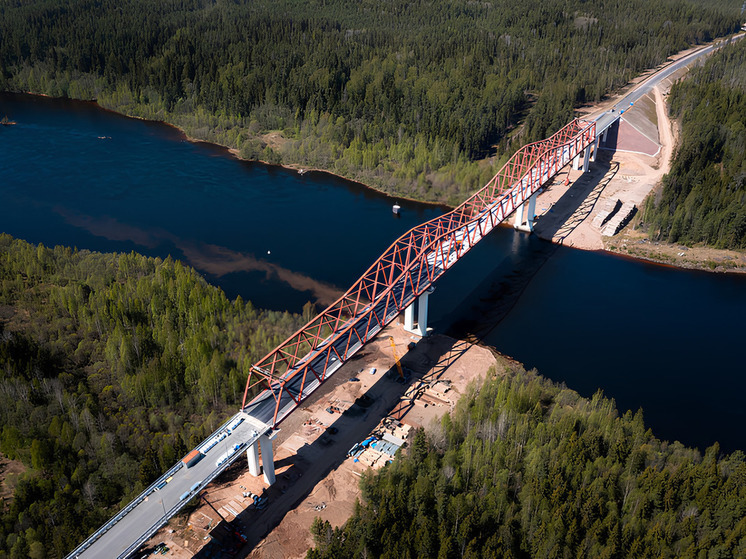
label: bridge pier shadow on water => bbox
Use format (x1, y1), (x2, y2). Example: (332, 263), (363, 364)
(190, 334), (472, 558)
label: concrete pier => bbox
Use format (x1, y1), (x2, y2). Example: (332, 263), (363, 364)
(573, 153), (582, 170)
(583, 144), (591, 172)
(259, 435), (275, 485)
(513, 192), (538, 232)
(247, 432), (276, 485)
(246, 443), (261, 477)
(404, 303), (415, 332)
(416, 290), (430, 337)
(590, 137), (599, 163)
(404, 288), (433, 337)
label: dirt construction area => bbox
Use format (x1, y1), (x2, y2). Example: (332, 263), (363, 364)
(532, 73), (682, 252)
(142, 324), (496, 558)
(530, 44), (746, 272)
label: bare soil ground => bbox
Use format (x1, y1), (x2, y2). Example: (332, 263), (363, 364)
(247, 332), (496, 559)
(533, 44), (746, 273)
(143, 324), (496, 559)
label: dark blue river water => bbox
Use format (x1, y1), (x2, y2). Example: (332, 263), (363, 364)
(2, 93), (745, 453)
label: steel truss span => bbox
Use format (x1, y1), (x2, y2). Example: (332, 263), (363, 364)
(242, 119), (596, 426)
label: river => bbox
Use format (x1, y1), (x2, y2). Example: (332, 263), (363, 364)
(2, 92), (745, 453)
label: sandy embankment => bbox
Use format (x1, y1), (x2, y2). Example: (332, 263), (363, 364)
(531, 83), (675, 251)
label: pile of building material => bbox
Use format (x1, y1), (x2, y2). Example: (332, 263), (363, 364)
(430, 380), (452, 398)
(353, 439), (402, 469)
(218, 501), (243, 520)
(302, 418), (323, 436)
(591, 198), (622, 230)
(415, 382), (453, 408)
(390, 422), (412, 443)
(602, 202), (637, 236)
(348, 418), (411, 470)
(377, 417), (412, 442)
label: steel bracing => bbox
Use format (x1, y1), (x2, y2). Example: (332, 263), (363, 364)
(242, 118), (596, 426)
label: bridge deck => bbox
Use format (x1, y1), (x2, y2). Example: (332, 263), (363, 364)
(70, 415), (270, 559)
(242, 118), (597, 427)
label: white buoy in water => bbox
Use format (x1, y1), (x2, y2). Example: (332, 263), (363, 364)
(392, 204), (401, 215)
(267, 250), (271, 255)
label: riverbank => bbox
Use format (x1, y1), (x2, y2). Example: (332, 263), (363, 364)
(224, 146), (448, 210)
(606, 228), (746, 272)
(10, 33), (743, 276)
(163, 94), (746, 275)
(155, 36), (746, 276)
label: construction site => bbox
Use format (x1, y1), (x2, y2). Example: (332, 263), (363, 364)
(138, 323), (497, 558)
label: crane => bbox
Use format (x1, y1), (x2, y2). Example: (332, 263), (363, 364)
(388, 336), (404, 379)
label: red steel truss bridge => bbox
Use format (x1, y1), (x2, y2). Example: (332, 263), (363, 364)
(69, 117), (604, 559)
(242, 118), (597, 427)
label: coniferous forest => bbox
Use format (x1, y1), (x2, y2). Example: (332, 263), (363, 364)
(642, 37), (746, 249)
(0, 235), (306, 557)
(308, 366), (746, 559)
(0, 0), (741, 203)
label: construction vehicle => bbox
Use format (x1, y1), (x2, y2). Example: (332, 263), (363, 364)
(388, 337), (404, 379)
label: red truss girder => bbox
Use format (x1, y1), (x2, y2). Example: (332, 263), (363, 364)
(242, 119), (596, 425)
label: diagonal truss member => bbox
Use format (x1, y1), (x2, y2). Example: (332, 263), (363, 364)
(242, 118), (596, 426)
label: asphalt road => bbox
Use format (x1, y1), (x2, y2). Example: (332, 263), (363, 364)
(594, 34), (745, 133)
(73, 417), (267, 559)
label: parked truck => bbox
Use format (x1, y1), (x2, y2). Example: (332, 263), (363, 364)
(182, 449), (203, 468)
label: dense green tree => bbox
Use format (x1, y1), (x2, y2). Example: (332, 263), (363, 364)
(0, 234), (306, 557)
(308, 365), (746, 558)
(642, 38), (746, 249)
(0, 0), (740, 204)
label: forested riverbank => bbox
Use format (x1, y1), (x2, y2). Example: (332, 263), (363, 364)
(308, 364), (746, 559)
(0, 0), (740, 204)
(0, 234), (307, 557)
(641, 37), (746, 250)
